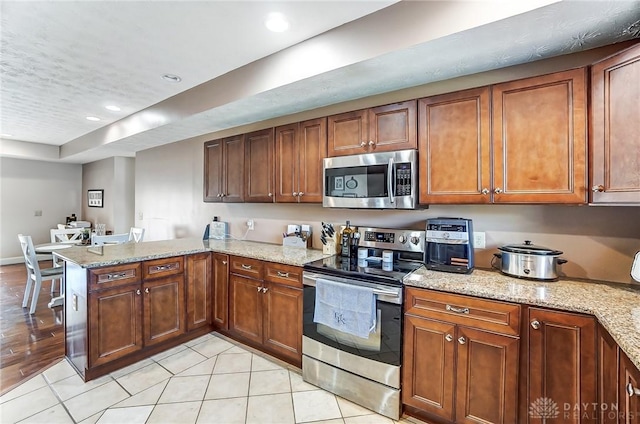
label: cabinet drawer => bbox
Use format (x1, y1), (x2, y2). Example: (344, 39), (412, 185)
(264, 262), (302, 288)
(405, 287), (520, 336)
(143, 256), (184, 280)
(89, 263), (141, 291)
(230, 256), (264, 279)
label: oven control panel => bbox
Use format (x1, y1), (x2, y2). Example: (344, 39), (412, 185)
(357, 227), (425, 254)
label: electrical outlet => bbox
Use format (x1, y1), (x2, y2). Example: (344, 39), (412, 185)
(34, 210), (42, 217)
(473, 232), (486, 249)
(138, 212), (143, 220)
(247, 219), (255, 230)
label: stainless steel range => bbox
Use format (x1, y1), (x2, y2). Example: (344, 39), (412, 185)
(302, 226), (425, 420)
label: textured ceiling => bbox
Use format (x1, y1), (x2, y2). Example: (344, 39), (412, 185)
(1, 0), (639, 164)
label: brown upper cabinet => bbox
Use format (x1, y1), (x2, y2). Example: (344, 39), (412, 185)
(328, 100), (417, 157)
(590, 42), (640, 204)
(420, 69), (588, 204)
(245, 128), (275, 203)
(275, 118), (327, 203)
(203, 135), (245, 202)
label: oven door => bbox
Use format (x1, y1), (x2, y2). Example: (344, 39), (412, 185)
(302, 272), (402, 366)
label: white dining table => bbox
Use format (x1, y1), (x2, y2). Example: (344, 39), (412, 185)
(34, 241), (80, 308)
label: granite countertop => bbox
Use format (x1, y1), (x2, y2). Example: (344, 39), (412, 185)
(404, 267), (640, 370)
(54, 237), (328, 268)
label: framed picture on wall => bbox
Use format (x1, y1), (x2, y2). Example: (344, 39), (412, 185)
(87, 189), (104, 208)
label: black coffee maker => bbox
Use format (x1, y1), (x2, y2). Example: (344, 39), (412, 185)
(424, 217), (474, 274)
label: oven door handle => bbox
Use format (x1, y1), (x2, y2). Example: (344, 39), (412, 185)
(303, 275), (400, 298)
(388, 157), (395, 204)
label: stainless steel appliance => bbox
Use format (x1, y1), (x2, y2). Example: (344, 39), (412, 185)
(302, 226), (425, 420)
(493, 240), (567, 281)
(424, 217), (475, 274)
(323, 149), (418, 209)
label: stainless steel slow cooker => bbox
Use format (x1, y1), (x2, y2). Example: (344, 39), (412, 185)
(493, 240), (567, 281)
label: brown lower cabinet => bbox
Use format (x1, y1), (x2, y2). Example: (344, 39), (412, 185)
(403, 288), (520, 424)
(620, 351), (640, 424)
(521, 307), (597, 424)
(67, 255), (210, 381)
(186, 252), (212, 331)
(228, 256), (303, 366)
(212, 253), (229, 330)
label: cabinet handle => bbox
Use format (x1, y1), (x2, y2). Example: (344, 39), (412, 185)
(531, 319), (541, 330)
(268, 192), (273, 197)
(216, 193), (222, 198)
(276, 271), (289, 278)
(458, 336), (466, 345)
(368, 140), (375, 146)
(154, 265), (173, 271)
(445, 334), (453, 342)
(145, 287), (150, 294)
(298, 192), (303, 197)
(494, 187), (503, 194)
(292, 192), (298, 197)
(592, 185), (605, 193)
(136, 289), (141, 295)
(481, 188), (490, 195)
(257, 286), (262, 292)
(222, 261), (227, 265)
(446, 304), (469, 314)
(220, 193), (226, 197)
(360, 141), (367, 147)
(262, 287), (269, 293)
(241, 264), (252, 270)
(627, 383), (640, 397)
(107, 272), (127, 280)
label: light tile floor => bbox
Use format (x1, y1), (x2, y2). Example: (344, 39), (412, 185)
(0, 332), (420, 424)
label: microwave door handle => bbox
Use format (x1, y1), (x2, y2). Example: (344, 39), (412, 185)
(388, 158), (395, 204)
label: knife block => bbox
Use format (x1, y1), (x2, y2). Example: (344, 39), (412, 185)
(323, 233), (339, 255)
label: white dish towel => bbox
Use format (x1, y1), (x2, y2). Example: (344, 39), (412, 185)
(313, 278), (376, 339)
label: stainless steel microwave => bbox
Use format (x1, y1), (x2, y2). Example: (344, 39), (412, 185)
(323, 149), (418, 209)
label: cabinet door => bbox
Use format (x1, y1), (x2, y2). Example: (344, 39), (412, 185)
(203, 139), (223, 202)
(245, 128), (275, 202)
(297, 118), (327, 203)
(223, 135), (245, 202)
(275, 123), (299, 203)
(418, 87), (491, 204)
(262, 283), (302, 365)
(327, 109), (368, 156)
(186, 253), (212, 331)
(369, 100), (417, 153)
(212, 253), (229, 330)
(492, 69), (587, 204)
(598, 324), (619, 424)
(455, 326), (519, 424)
(590, 43), (640, 204)
(402, 315), (456, 422)
(143, 276), (186, 346)
(88, 284), (143, 368)
(526, 308), (597, 423)
(620, 351), (640, 424)
(228, 274), (263, 345)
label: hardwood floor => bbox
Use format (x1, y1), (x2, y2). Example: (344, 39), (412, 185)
(0, 261), (64, 395)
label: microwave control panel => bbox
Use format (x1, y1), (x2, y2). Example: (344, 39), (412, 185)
(394, 163), (412, 196)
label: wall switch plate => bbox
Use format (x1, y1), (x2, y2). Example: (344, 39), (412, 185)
(474, 232), (486, 249)
(34, 210), (42, 217)
(247, 219), (255, 230)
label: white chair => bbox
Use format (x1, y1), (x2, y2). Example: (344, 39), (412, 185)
(57, 224), (67, 230)
(50, 228), (84, 244)
(128, 227), (145, 243)
(91, 233), (129, 246)
(18, 234), (64, 314)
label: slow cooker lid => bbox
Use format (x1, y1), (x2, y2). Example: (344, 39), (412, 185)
(498, 240), (563, 256)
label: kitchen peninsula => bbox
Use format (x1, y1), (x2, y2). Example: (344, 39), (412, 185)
(55, 238), (640, 423)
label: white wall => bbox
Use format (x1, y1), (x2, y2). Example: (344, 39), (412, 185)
(82, 157), (135, 234)
(0, 157), (82, 262)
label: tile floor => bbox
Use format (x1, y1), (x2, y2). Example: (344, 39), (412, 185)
(0, 332), (419, 424)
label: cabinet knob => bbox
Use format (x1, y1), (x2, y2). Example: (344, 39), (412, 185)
(360, 141), (367, 148)
(268, 192), (273, 197)
(368, 140), (375, 146)
(494, 187), (503, 194)
(445, 334), (453, 342)
(627, 383), (640, 397)
(262, 287), (269, 293)
(292, 192), (298, 197)
(298, 192), (304, 197)
(481, 188), (490, 195)
(136, 289), (141, 295)
(257, 286), (262, 292)
(530, 319), (541, 330)
(145, 287), (150, 294)
(222, 261), (227, 265)
(592, 185), (605, 193)
(458, 336), (466, 345)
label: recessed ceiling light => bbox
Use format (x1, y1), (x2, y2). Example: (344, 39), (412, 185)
(1, 133), (12, 137)
(265, 12), (289, 32)
(162, 74), (182, 83)
(105, 105), (121, 111)
(86, 116), (101, 121)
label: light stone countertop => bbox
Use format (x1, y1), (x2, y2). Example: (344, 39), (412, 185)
(404, 267), (640, 370)
(54, 237), (328, 269)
